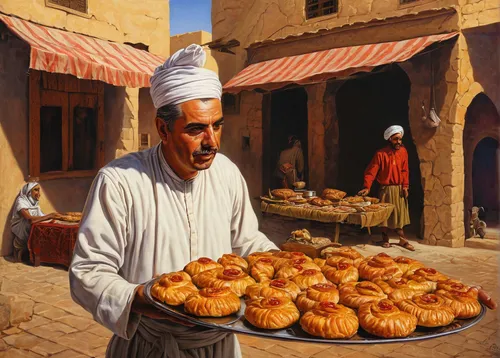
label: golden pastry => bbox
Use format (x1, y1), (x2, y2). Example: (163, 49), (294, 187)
(184, 287), (240, 317)
(273, 251), (313, 270)
(358, 253), (403, 281)
(250, 257), (275, 282)
(393, 256), (425, 275)
(435, 289), (482, 319)
(271, 189), (296, 200)
(244, 296), (300, 330)
(321, 246), (364, 268)
(300, 302), (358, 339)
(339, 281), (387, 309)
(310, 198), (334, 207)
(193, 267), (256, 297)
(151, 271), (198, 306)
(396, 293), (455, 327)
(217, 253), (249, 272)
(245, 278), (301, 301)
(436, 279), (478, 298)
(295, 283), (339, 312)
(321, 188), (347, 201)
(313, 258), (327, 269)
(322, 261), (359, 285)
(246, 251), (275, 267)
(184, 257), (223, 277)
(373, 277), (432, 302)
(406, 268), (449, 291)
(290, 269), (329, 290)
(275, 260), (321, 279)
(358, 299), (417, 338)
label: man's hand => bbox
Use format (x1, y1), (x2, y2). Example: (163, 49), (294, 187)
(358, 188), (369, 196)
(402, 188), (409, 199)
(131, 285), (195, 326)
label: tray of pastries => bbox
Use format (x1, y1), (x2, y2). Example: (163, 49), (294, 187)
(144, 250), (493, 344)
(54, 212), (82, 222)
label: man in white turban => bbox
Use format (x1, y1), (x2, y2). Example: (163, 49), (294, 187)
(70, 44), (278, 358)
(358, 125), (415, 251)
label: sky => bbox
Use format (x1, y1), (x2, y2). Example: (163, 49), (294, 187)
(169, 0), (212, 36)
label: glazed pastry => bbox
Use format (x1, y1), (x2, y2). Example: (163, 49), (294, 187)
(271, 189), (296, 200)
(244, 296), (300, 329)
(396, 293), (455, 327)
(300, 302), (358, 339)
(184, 257), (223, 277)
(151, 271), (198, 306)
(218, 253), (249, 272)
(393, 256), (425, 275)
(339, 281), (387, 309)
(406, 268), (449, 291)
(273, 251), (313, 270)
(435, 289), (482, 319)
(275, 260), (321, 279)
(193, 267), (256, 297)
(321, 188), (347, 201)
(295, 283), (339, 312)
(321, 246), (364, 268)
(246, 251), (275, 267)
(358, 253), (403, 281)
(373, 277), (432, 302)
(358, 299), (417, 338)
(245, 278), (301, 301)
(290, 269), (329, 290)
(184, 287), (241, 317)
(310, 198), (334, 207)
(322, 261), (359, 285)
(313, 258), (327, 269)
(250, 257), (276, 282)
(436, 279), (478, 298)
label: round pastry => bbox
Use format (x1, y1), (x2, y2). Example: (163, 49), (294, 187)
(322, 261), (359, 285)
(310, 198), (334, 207)
(300, 302), (358, 339)
(244, 296), (300, 330)
(321, 188), (347, 201)
(435, 289), (482, 319)
(217, 254), (249, 272)
(184, 257), (223, 277)
(396, 293), (456, 327)
(313, 258), (327, 269)
(358, 299), (417, 338)
(290, 269), (329, 290)
(321, 246), (364, 268)
(373, 277), (433, 302)
(275, 260), (321, 279)
(245, 278), (301, 301)
(184, 287), (241, 317)
(246, 251), (275, 267)
(273, 251), (313, 270)
(339, 281), (387, 309)
(406, 268), (449, 291)
(151, 271), (199, 306)
(193, 267), (256, 297)
(271, 189), (296, 200)
(393, 256), (425, 276)
(295, 283), (339, 312)
(358, 253), (403, 281)
(250, 257), (276, 282)
(436, 279), (478, 298)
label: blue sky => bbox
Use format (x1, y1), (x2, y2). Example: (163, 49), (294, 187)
(170, 0), (212, 36)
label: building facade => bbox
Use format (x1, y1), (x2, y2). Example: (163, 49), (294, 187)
(212, 0), (500, 247)
(0, 0), (170, 255)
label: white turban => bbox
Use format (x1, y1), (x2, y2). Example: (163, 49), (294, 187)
(150, 44), (222, 109)
(384, 125), (404, 141)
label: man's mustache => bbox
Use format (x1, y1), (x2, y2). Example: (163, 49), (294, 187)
(193, 147), (218, 156)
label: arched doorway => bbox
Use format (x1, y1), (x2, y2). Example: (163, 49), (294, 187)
(335, 65), (424, 237)
(463, 93), (500, 237)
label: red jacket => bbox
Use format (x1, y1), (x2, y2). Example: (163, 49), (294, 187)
(363, 146), (409, 190)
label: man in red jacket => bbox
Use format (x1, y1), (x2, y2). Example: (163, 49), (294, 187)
(358, 125), (415, 251)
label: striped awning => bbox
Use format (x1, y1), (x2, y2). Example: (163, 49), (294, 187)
(223, 33), (458, 93)
(0, 14), (165, 88)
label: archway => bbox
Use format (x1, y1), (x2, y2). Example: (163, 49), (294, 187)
(335, 65), (424, 236)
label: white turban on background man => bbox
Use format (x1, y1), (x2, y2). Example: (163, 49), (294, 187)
(150, 44), (222, 109)
(383, 125), (404, 141)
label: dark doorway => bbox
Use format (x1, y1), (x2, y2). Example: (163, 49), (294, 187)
(335, 65), (424, 237)
(472, 137), (500, 224)
(267, 87), (308, 189)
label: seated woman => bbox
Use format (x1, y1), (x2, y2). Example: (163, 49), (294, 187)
(11, 182), (57, 262)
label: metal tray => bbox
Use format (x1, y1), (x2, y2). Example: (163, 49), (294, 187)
(144, 279), (486, 344)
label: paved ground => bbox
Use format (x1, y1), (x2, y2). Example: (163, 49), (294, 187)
(0, 217), (498, 358)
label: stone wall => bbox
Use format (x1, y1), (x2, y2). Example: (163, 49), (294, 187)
(459, 0), (500, 29)
(138, 88), (161, 150)
(0, 0), (170, 56)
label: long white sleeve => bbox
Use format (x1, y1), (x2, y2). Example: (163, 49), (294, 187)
(230, 167), (278, 256)
(69, 172), (140, 340)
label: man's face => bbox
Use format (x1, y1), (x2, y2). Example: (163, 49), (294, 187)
(160, 99), (223, 178)
(31, 185), (41, 201)
(389, 133), (403, 150)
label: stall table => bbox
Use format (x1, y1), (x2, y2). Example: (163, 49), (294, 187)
(261, 201), (394, 243)
(28, 220), (79, 268)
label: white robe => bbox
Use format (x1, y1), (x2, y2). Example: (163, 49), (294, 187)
(69, 144), (278, 357)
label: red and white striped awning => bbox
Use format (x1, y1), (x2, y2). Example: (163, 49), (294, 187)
(223, 33), (458, 93)
(0, 14), (165, 88)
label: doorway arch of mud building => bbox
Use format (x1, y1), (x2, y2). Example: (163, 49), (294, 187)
(335, 65), (424, 238)
(463, 93), (500, 237)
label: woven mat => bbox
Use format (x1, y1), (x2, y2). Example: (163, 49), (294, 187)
(261, 202), (394, 228)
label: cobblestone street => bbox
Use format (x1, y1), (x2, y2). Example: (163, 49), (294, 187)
(0, 219), (498, 358)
